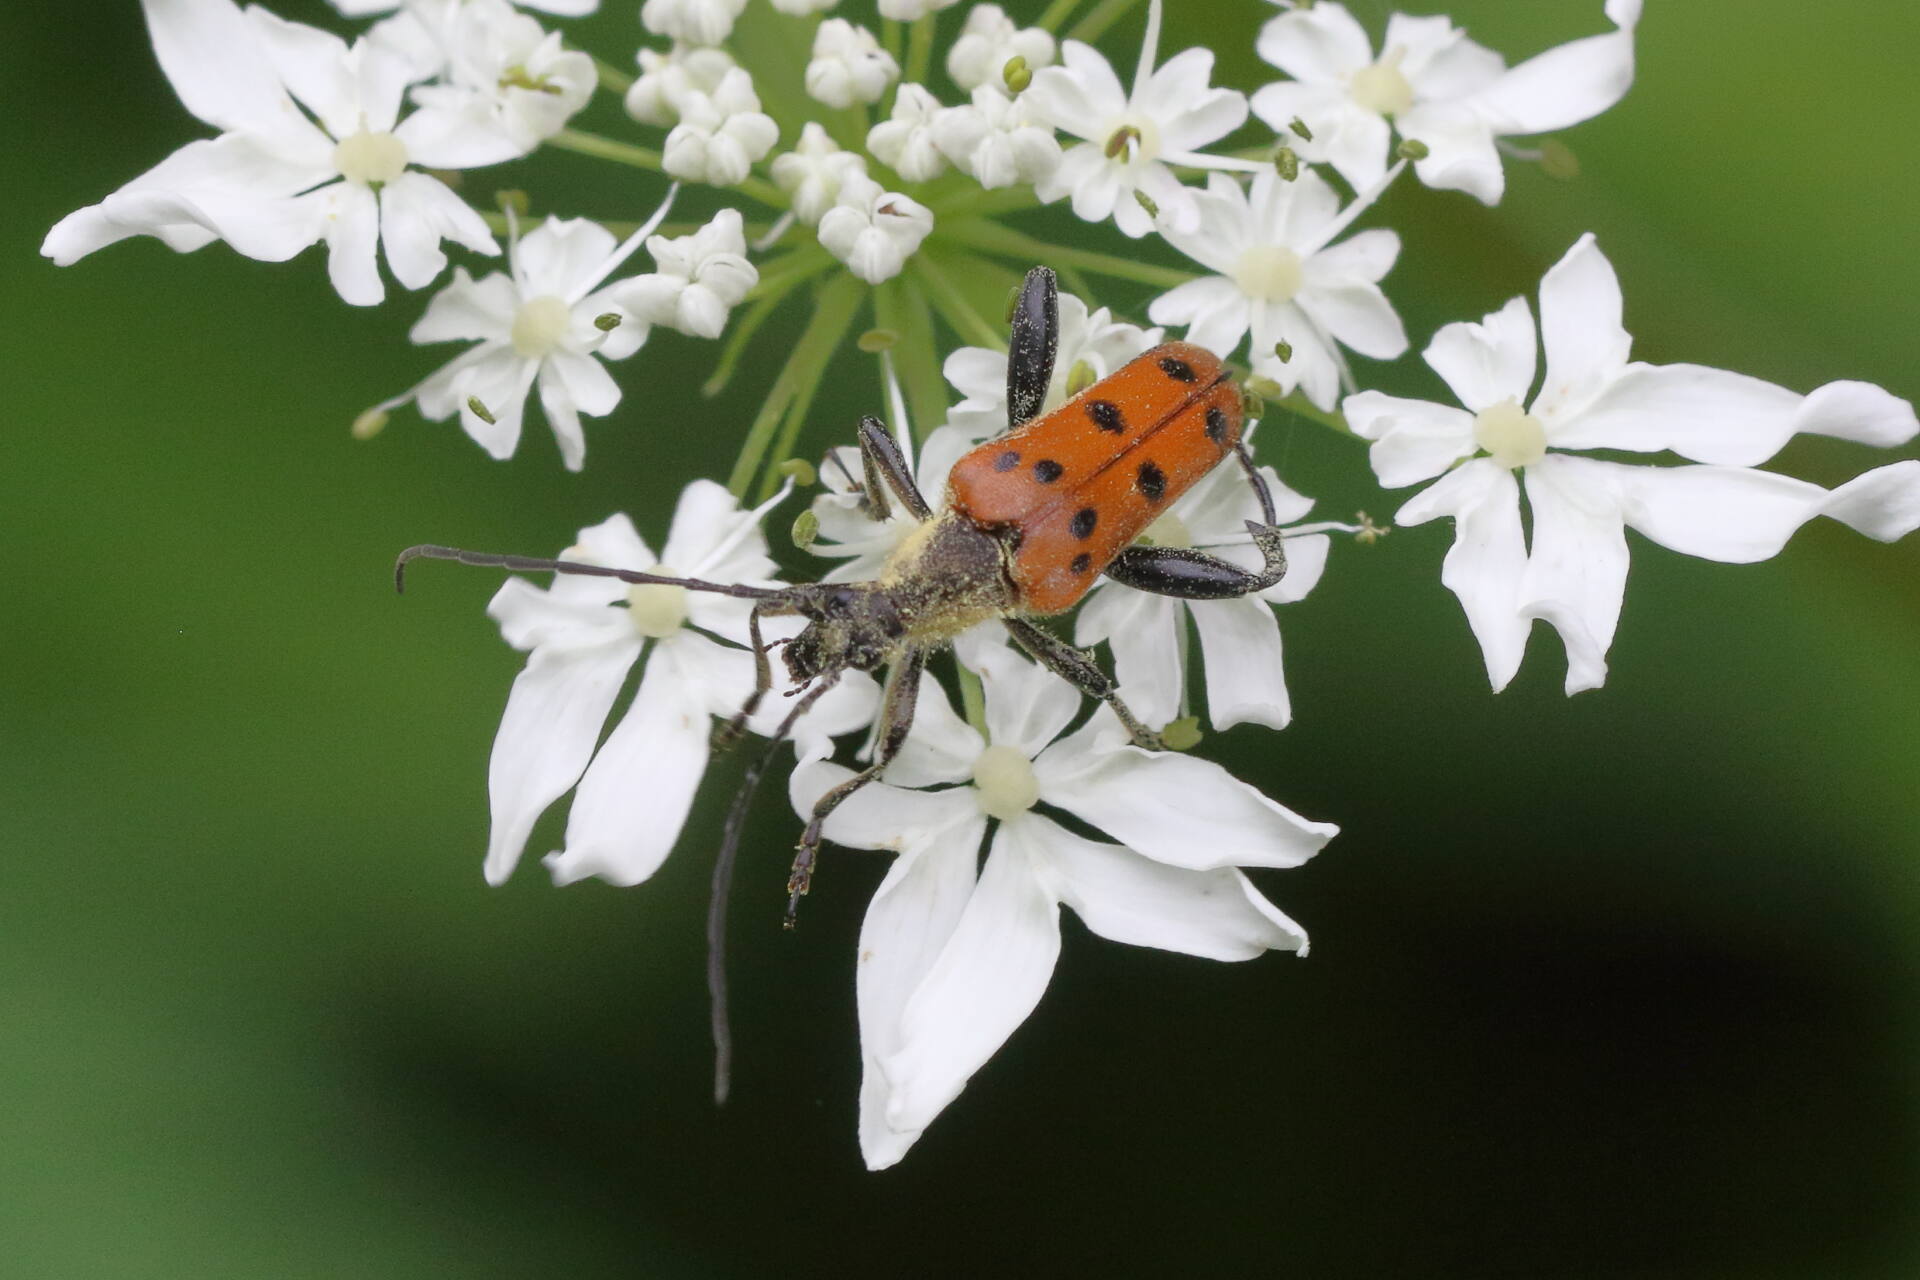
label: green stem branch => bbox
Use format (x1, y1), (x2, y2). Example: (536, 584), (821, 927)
(936, 219), (1194, 289)
(1066, 0), (1144, 45)
(729, 273), (865, 499)
(911, 253), (1007, 351)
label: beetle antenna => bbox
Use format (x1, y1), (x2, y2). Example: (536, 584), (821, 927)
(394, 544), (787, 600)
(1231, 442), (1280, 527)
(707, 672), (841, 1107)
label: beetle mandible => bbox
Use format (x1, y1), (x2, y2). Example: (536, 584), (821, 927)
(399, 265), (1292, 922)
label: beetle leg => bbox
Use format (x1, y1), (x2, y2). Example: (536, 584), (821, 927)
(1004, 266), (1059, 431)
(856, 414), (932, 523)
(787, 644), (925, 927)
(1002, 616), (1164, 751)
(712, 601), (776, 751)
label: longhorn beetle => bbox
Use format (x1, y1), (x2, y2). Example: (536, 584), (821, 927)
(397, 267), (1291, 1094)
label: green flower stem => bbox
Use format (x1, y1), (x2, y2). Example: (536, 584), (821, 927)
(935, 219), (1195, 289)
(937, 185), (1046, 221)
(594, 57), (634, 95)
(882, 18), (905, 66)
(904, 13), (937, 88)
(731, 273), (865, 499)
(1273, 391), (1354, 436)
(873, 278), (947, 445)
(1066, 0), (1144, 45)
(702, 249), (832, 398)
(549, 129), (789, 210)
(957, 664), (989, 738)
(1036, 0), (1083, 34)
(478, 212), (775, 240)
(910, 253), (1007, 352)
(1057, 263), (1097, 304)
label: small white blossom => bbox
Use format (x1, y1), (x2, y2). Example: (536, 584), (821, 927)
(641, 0), (746, 47)
(1150, 169), (1407, 412)
(1023, 0), (1251, 238)
(931, 84), (1062, 189)
(817, 175), (933, 284)
(402, 0), (595, 159)
(1077, 450), (1330, 732)
(611, 209), (757, 339)
(334, 0), (599, 14)
(877, 0), (959, 19)
(772, 123), (869, 225)
(44, 0), (499, 307)
(1345, 235), (1920, 694)
(381, 206), (673, 469)
(625, 43), (735, 126)
(662, 67), (779, 186)
(770, 0), (838, 13)
(486, 487), (875, 889)
(805, 19), (899, 110)
(867, 84), (949, 182)
(942, 290), (1162, 439)
(792, 645), (1333, 1169)
(1252, 0), (1641, 205)
(946, 3), (1055, 92)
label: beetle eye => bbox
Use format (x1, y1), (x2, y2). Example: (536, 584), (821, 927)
(824, 586), (859, 615)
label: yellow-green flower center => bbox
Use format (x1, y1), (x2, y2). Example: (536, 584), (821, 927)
(972, 744), (1039, 820)
(511, 296), (573, 359)
(1231, 245), (1304, 303)
(1473, 398), (1548, 469)
(627, 566), (689, 638)
(332, 129), (408, 186)
(1349, 48), (1413, 117)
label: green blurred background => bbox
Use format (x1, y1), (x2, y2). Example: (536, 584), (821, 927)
(6, 1), (1919, 1275)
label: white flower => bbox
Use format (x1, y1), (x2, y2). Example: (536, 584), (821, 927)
(942, 290), (1161, 439)
(611, 209), (757, 339)
(931, 84), (1062, 190)
(1024, 0), (1250, 238)
(486, 485), (875, 889)
(791, 645), (1333, 1169)
(661, 67), (779, 186)
(1345, 235), (1920, 694)
(401, 0), (595, 159)
(43, 0), (499, 307)
(333, 0), (599, 14)
(770, 0), (838, 13)
(771, 123), (869, 225)
(1252, 0), (1641, 205)
(946, 3), (1055, 92)
(625, 43), (735, 127)
(816, 175), (933, 284)
(877, 0), (959, 20)
(1076, 453), (1330, 732)
(1149, 168), (1407, 412)
(867, 84), (949, 182)
(805, 19), (898, 110)
(384, 213), (663, 469)
(641, 0), (746, 47)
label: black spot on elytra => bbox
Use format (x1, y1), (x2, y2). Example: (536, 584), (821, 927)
(1159, 355), (1198, 383)
(1136, 460), (1166, 502)
(1205, 406), (1229, 443)
(1070, 508), (1098, 540)
(992, 449), (1021, 472)
(1070, 552), (1093, 574)
(1087, 400), (1124, 433)
(1033, 458), (1064, 483)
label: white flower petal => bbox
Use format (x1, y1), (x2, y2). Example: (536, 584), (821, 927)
(1422, 295), (1537, 414)
(245, 8), (362, 140)
(410, 267), (517, 344)
(322, 180), (385, 305)
(975, 643), (1084, 760)
(883, 672), (986, 791)
(145, 0), (302, 138)
(1396, 459), (1530, 692)
(1191, 596), (1291, 731)
(1049, 826), (1308, 959)
(882, 816), (1062, 1140)
(1035, 727), (1336, 870)
(1399, 101), (1504, 204)
(1072, 584), (1184, 731)
(483, 635), (642, 885)
(544, 641), (710, 886)
(1343, 391), (1478, 489)
(1534, 233), (1631, 426)
(1517, 454), (1628, 695)
(1613, 458), (1920, 563)
(1255, 1), (1373, 85)
(1470, 0), (1640, 137)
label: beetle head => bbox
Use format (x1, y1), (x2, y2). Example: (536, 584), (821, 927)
(781, 583), (905, 682)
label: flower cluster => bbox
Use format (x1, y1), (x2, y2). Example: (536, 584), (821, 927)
(46, 0), (1920, 1171)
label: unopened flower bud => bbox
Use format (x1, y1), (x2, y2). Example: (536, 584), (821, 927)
(778, 457), (818, 487)
(1002, 55), (1031, 94)
(1273, 340), (1293, 364)
(1397, 138), (1430, 161)
(351, 407), (389, 440)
